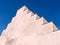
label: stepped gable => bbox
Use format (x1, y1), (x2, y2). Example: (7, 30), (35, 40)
(1, 5), (58, 36)
(0, 5), (59, 45)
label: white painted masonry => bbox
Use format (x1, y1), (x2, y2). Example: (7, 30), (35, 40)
(0, 6), (60, 45)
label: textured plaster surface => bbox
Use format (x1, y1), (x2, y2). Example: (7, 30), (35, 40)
(0, 6), (60, 45)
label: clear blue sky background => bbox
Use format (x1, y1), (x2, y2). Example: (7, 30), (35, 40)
(0, 0), (60, 35)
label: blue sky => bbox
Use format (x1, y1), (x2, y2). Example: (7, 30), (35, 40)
(0, 0), (60, 35)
